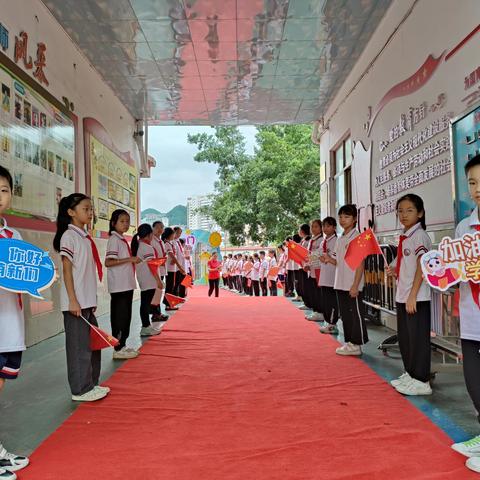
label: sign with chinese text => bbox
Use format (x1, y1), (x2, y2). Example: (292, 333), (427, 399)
(421, 233), (480, 291)
(14, 31), (49, 87)
(0, 238), (56, 298)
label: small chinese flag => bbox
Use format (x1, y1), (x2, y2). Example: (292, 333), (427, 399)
(165, 293), (185, 308)
(287, 241), (309, 265)
(90, 324), (120, 351)
(181, 274), (193, 289)
(277, 280), (284, 289)
(147, 257), (167, 276)
(344, 229), (382, 271)
(268, 266), (280, 277)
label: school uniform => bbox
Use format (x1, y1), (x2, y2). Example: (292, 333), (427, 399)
(237, 259), (244, 293)
(136, 240), (157, 327)
(60, 224), (101, 396)
(221, 260), (229, 287)
(267, 256), (278, 296)
(151, 235), (167, 312)
(307, 235), (323, 313)
(251, 260), (261, 296)
(320, 234), (339, 325)
(0, 220), (25, 380)
(285, 252), (296, 296)
(175, 240), (186, 298)
(334, 228), (368, 346)
(226, 258), (234, 289)
(392, 223), (432, 383)
(105, 231), (136, 351)
(259, 257), (269, 296)
(456, 207), (480, 421)
(299, 238), (314, 308)
(244, 261), (253, 295)
(164, 240), (178, 307)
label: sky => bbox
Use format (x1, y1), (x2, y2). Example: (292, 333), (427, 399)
(140, 126), (257, 213)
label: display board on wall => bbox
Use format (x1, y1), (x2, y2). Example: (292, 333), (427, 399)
(451, 102), (480, 222)
(0, 63), (75, 221)
(86, 119), (138, 237)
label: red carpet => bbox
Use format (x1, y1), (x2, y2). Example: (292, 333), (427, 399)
(22, 287), (475, 479)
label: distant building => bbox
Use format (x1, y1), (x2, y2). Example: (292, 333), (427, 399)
(187, 195), (219, 231)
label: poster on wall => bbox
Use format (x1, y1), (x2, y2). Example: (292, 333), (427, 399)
(89, 132), (138, 236)
(0, 63), (75, 221)
(451, 102), (480, 222)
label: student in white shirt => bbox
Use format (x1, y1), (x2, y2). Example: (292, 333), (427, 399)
(173, 227), (186, 298)
(105, 209), (141, 360)
(387, 194), (432, 396)
(277, 245), (287, 290)
(245, 255), (254, 296)
(267, 249), (278, 296)
(333, 204), (368, 356)
(162, 227), (185, 311)
(298, 224), (312, 311)
(53, 193), (109, 403)
(318, 217), (339, 334)
(259, 251), (269, 296)
(226, 254), (234, 289)
(237, 254), (245, 294)
(284, 237), (296, 298)
(450, 155), (480, 473)
(0, 167), (30, 478)
(291, 234), (303, 301)
(131, 224), (163, 337)
(305, 219), (324, 321)
(251, 253), (261, 296)
(152, 221), (169, 322)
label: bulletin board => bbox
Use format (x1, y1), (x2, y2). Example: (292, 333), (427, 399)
(0, 62), (75, 221)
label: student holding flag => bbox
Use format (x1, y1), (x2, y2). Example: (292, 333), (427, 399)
(152, 221), (169, 322)
(162, 227), (186, 311)
(259, 251), (269, 296)
(305, 219), (324, 322)
(298, 224), (312, 311)
(251, 253), (261, 296)
(131, 224), (163, 337)
(105, 209), (141, 360)
(267, 249), (278, 296)
(53, 193), (109, 402)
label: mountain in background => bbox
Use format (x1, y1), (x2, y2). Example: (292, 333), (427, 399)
(141, 205), (187, 226)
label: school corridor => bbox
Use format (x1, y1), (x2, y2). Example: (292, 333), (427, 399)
(0, 286), (476, 479)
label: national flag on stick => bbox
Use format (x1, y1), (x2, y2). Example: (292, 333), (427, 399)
(287, 240), (309, 265)
(344, 229), (383, 271)
(165, 293), (185, 308)
(147, 257), (167, 276)
(277, 280), (284, 289)
(181, 274), (193, 289)
(80, 315), (120, 351)
(268, 266), (279, 278)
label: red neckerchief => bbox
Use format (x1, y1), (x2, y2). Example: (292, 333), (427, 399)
(141, 239), (157, 258)
(471, 225), (480, 308)
(155, 236), (166, 257)
(86, 234), (104, 282)
(176, 239), (184, 254)
(115, 232), (135, 275)
(396, 224), (421, 280)
(0, 228), (23, 309)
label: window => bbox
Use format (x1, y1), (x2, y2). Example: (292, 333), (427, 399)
(332, 137), (353, 211)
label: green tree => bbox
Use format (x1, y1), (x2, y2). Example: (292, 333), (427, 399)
(187, 125), (320, 245)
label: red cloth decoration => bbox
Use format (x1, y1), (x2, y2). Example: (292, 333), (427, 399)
(344, 229), (382, 271)
(165, 293), (185, 308)
(86, 235), (103, 282)
(287, 240), (309, 265)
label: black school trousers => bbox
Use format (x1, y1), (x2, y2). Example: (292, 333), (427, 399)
(208, 278), (219, 297)
(336, 290), (369, 345)
(163, 271), (176, 307)
(396, 301), (431, 383)
(285, 269), (295, 296)
(110, 290), (134, 350)
(295, 269), (303, 298)
(302, 272), (315, 309)
(260, 278), (268, 296)
(252, 280), (260, 296)
(462, 339), (480, 424)
(269, 279), (278, 296)
(321, 286), (339, 325)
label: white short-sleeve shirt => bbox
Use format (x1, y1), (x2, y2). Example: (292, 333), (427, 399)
(105, 231), (137, 293)
(165, 240), (178, 273)
(152, 236), (167, 277)
(456, 207), (480, 342)
(308, 234), (323, 279)
(135, 241), (157, 291)
(267, 256), (278, 280)
(395, 223), (431, 303)
(60, 224), (98, 311)
(334, 228), (365, 292)
(175, 239), (185, 270)
(320, 234), (337, 288)
(251, 261), (260, 281)
(259, 258), (268, 279)
(0, 219), (25, 352)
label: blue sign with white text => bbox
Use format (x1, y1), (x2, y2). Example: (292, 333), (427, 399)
(0, 238), (56, 298)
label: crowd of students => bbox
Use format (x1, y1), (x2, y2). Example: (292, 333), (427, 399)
(1, 154), (480, 477)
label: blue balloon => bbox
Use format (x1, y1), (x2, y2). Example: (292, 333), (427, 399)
(0, 238), (56, 299)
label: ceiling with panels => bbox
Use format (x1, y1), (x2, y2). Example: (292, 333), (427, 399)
(42, 0), (392, 125)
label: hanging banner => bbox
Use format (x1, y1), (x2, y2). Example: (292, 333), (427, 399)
(0, 238), (56, 298)
(421, 233), (480, 291)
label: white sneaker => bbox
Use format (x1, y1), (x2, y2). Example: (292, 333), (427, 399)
(299, 305), (310, 310)
(113, 347), (139, 360)
(140, 326), (160, 337)
(336, 343), (362, 356)
(0, 469), (16, 480)
(305, 312), (324, 321)
(94, 385), (110, 394)
(0, 445), (29, 473)
(390, 372), (411, 388)
(452, 435), (480, 458)
(72, 388), (108, 402)
(466, 456), (480, 473)
(395, 378), (432, 396)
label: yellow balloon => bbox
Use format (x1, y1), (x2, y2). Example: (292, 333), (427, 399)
(185, 229), (191, 235)
(209, 231), (222, 248)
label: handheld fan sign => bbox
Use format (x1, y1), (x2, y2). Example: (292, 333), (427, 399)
(0, 238), (56, 298)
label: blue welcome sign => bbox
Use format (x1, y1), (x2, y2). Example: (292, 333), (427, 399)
(0, 238), (56, 298)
